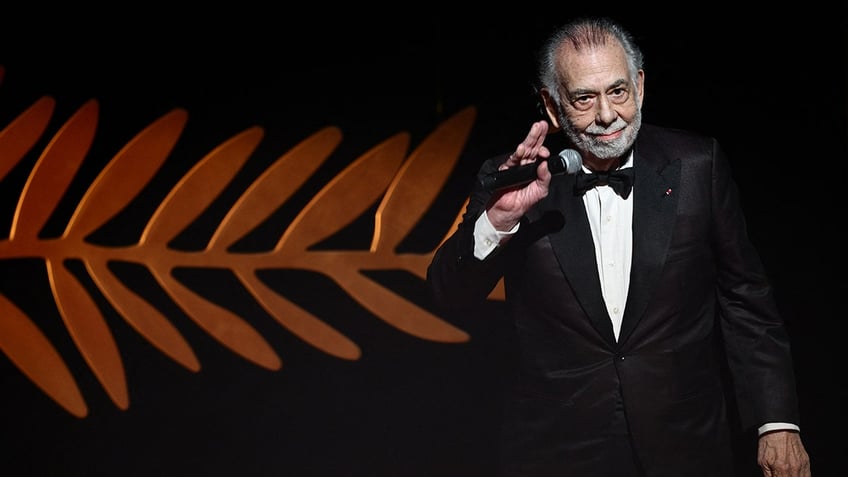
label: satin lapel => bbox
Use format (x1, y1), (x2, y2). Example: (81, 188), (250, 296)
(544, 174), (617, 344)
(617, 153), (681, 346)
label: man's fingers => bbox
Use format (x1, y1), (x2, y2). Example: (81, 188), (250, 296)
(512, 121), (551, 164)
(524, 121), (548, 150)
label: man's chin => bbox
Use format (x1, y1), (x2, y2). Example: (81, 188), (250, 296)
(585, 142), (627, 160)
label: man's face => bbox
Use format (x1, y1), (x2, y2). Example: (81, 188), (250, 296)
(553, 41), (644, 163)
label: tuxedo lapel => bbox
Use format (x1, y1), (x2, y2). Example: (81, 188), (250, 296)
(543, 173), (617, 344)
(617, 150), (681, 345)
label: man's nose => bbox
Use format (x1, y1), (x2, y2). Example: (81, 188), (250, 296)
(594, 95), (617, 125)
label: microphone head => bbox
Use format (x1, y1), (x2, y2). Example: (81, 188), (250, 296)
(551, 148), (583, 175)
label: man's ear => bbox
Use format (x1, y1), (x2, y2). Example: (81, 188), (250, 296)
(636, 70), (645, 109)
(539, 89), (561, 132)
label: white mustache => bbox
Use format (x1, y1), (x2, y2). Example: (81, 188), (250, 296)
(585, 117), (628, 135)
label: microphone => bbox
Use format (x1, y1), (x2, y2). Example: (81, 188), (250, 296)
(479, 149), (583, 191)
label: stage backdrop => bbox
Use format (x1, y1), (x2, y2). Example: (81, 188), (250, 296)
(1, 7), (845, 476)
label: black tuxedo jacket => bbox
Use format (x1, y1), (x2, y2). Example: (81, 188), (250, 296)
(427, 124), (800, 476)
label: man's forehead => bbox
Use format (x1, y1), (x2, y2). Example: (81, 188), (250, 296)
(557, 43), (630, 87)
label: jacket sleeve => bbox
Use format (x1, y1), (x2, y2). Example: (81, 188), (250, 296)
(426, 154), (513, 312)
(709, 138), (801, 431)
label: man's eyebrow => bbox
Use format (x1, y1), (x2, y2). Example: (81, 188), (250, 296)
(608, 78), (629, 89)
(567, 78), (629, 97)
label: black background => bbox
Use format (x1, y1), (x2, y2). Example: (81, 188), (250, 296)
(1, 6), (845, 476)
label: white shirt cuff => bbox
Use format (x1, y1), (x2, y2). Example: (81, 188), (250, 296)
(473, 211), (519, 260)
(758, 422), (800, 435)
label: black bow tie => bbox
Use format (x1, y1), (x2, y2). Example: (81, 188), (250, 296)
(574, 168), (634, 199)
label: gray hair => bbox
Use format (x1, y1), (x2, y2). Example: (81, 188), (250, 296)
(538, 17), (644, 109)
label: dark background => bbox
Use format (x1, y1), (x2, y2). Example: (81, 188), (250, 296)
(1, 6), (845, 476)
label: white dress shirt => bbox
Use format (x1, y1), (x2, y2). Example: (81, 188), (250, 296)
(580, 155), (633, 342)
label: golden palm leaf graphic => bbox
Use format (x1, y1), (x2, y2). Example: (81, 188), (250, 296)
(0, 68), (503, 418)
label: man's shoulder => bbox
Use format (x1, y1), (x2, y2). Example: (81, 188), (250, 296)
(637, 123), (718, 153)
(640, 122), (713, 141)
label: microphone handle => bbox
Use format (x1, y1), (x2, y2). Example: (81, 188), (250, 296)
(479, 162), (539, 191)
(479, 149), (583, 191)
